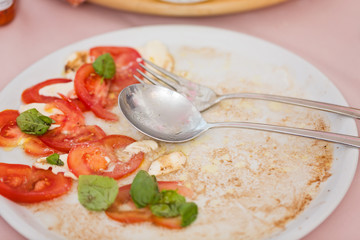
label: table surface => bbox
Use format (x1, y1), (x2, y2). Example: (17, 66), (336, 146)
(1, 0), (359, 239)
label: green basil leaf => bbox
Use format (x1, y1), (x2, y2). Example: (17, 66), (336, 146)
(130, 170), (160, 208)
(39, 115), (55, 124)
(92, 53), (116, 79)
(150, 203), (180, 218)
(78, 175), (119, 211)
(150, 190), (190, 219)
(178, 202), (198, 227)
(158, 190), (186, 205)
(46, 153), (64, 166)
(16, 108), (53, 135)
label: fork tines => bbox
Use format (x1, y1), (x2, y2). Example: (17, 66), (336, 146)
(134, 59), (180, 90)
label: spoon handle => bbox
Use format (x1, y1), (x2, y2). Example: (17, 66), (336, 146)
(208, 122), (360, 148)
(217, 93), (360, 119)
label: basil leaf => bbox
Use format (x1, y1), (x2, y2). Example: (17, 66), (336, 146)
(130, 170), (160, 208)
(39, 115), (55, 125)
(78, 175), (119, 211)
(178, 202), (198, 227)
(158, 190), (186, 205)
(16, 108), (53, 135)
(150, 190), (187, 218)
(46, 153), (64, 166)
(92, 53), (116, 79)
(150, 203), (180, 218)
(129, 171), (198, 227)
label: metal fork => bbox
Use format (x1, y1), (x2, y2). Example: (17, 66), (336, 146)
(134, 58), (360, 119)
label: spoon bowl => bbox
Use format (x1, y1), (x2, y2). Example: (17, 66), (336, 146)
(119, 84), (208, 142)
(119, 84), (360, 148)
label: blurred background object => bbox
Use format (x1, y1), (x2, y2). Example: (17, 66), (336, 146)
(159, 0), (209, 3)
(66, 0), (85, 6)
(0, 0), (15, 25)
(86, 0), (289, 17)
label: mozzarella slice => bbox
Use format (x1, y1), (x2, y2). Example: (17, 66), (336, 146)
(105, 141), (158, 173)
(63, 51), (91, 79)
(114, 140), (159, 165)
(124, 140), (158, 155)
(137, 40), (174, 72)
(148, 151), (187, 176)
(19, 103), (63, 117)
(33, 154), (77, 180)
(38, 81), (76, 98)
(19, 103), (62, 130)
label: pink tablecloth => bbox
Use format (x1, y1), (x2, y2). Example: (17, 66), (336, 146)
(1, 0), (359, 239)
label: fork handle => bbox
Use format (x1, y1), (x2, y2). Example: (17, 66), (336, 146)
(217, 93), (360, 119)
(207, 122), (360, 148)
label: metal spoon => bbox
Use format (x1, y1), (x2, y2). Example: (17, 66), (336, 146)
(119, 84), (360, 148)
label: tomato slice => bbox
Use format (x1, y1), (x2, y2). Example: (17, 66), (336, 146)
(0, 110), (60, 156)
(22, 137), (59, 157)
(67, 135), (144, 179)
(157, 181), (194, 198)
(21, 78), (88, 111)
(152, 216), (182, 229)
(50, 97), (85, 129)
(0, 163), (72, 203)
(39, 125), (106, 153)
(38, 98), (106, 152)
(105, 181), (193, 229)
(106, 184), (153, 223)
(0, 110), (25, 147)
(74, 64), (117, 121)
(89, 47), (143, 107)
(22, 78), (72, 103)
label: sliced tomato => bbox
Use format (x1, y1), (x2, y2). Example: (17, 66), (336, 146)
(67, 135), (143, 179)
(106, 184), (153, 223)
(21, 78), (88, 111)
(38, 97), (106, 152)
(105, 181), (193, 229)
(0, 110), (25, 147)
(152, 216), (182, 229)
(89, 47), (143, 107)
(21, 78), (72, 103)
(22, 137), (59, 157)
(50, 97), (85, 129)
(107, 210), (153, 224)
(74, 64), (117, 121)
(0, 110), (60, 156)
(39, 125), (106, 153)
(0, 163), (72, 203)
(157, 181), (194, 198)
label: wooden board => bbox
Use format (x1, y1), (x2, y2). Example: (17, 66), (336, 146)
(88, 0), (289, 17)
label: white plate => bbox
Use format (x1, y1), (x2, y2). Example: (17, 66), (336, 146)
(0, 25), (358, 240)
